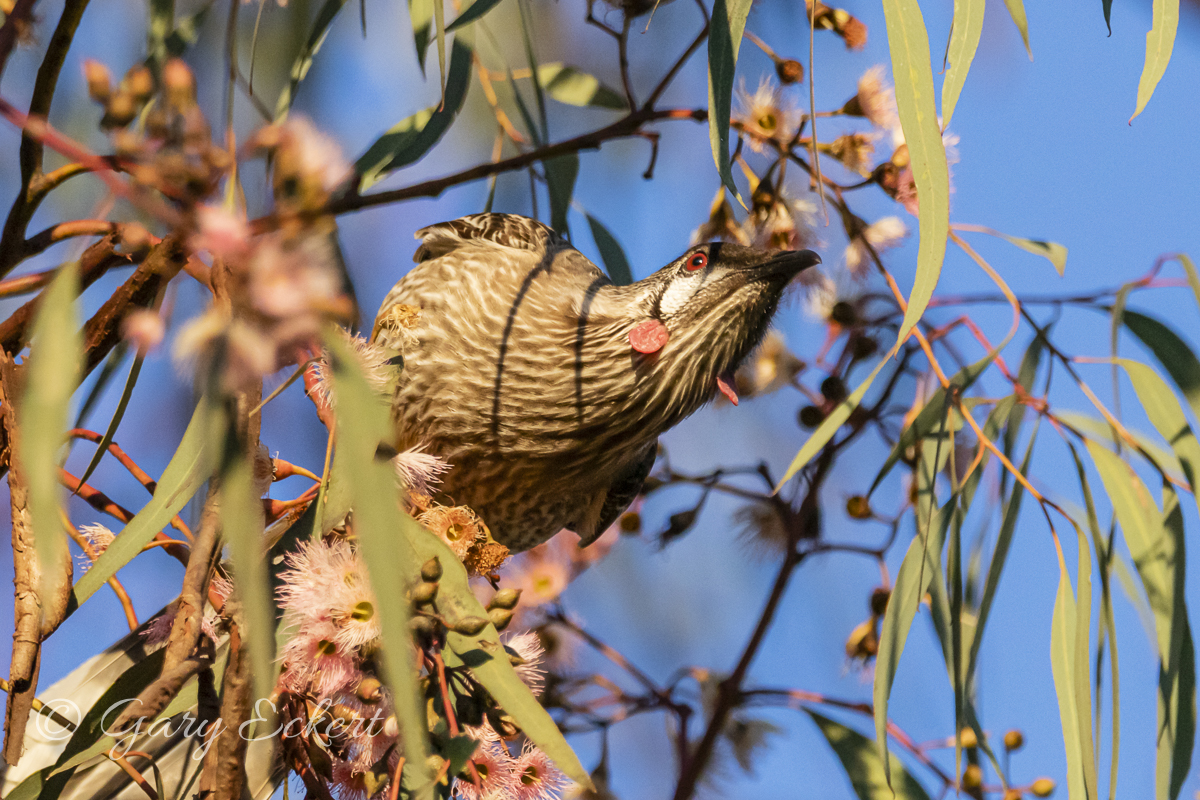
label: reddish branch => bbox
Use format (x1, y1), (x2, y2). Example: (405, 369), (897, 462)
(292, 107), (706, 224)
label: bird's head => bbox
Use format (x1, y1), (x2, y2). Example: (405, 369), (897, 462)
(617, 241), (820, 417)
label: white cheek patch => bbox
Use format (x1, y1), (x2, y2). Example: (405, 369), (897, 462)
(659, 272), (708, 317)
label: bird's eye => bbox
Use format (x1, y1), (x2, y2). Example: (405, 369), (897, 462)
(685, 252), (708, 271)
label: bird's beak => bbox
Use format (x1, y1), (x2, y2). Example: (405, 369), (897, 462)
(762, 249), (821, 281)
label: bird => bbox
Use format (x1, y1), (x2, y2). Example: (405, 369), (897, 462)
(373, 213), (820, 552)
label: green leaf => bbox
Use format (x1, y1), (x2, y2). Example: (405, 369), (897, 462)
(881, 0), (949, 348)
(409, 0), (434, 72)
(163, 1), (212, 58)
(516, 0), (548, 142)
(401, 532), (591, 787)
(325, 329), (431, 787)
(873, 497), (952, 786)
(777, 355), (888, 489)
(544, 154), (578, 237)
(1119, 310), (1200, 424)
(1001, 0), (1032, 58)
(807, 710), (932, 800)
(536, 64), (627, 110)
(1130, 0), (1179, 122)
(217, 411), (277, 707)
(146, 0), (175, 73)
(75, 397), (213, 606)
(586, 214), (633, 285)
(355, 32), (474, 190)
(21, 263), (81, 601)
(1087, 441), (1195, 799)
(76, 354), (144, 492)
(867, 357), (994, 497)
(706, 0), (752, 201)
(446, 0), (506, 31)
(966, 420), (1037, 689)
(940, 0), (984, 130)
(1102, 0), (1113, 34)
(1049, 541), (1092, 800)
(274, 0), (352, 121)
(1118, 359), (1200, 507)
(433, 0), (446, 100)
(1068, 441), (1121, 800)
(1054, 409), (1183, 482)
(1172, 254), (1200, 315)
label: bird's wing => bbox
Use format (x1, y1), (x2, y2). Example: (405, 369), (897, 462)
(413, 214), (568, 262)
(576, 441), (656, 547)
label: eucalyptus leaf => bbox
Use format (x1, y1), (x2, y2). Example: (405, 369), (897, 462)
(706, 0), (752, 201)
(75, 397), (213, 607)
(355, 33), (474, 189)
(586, 214), (633, 285)
(545, 154), (578, 237)
(537, 64), (626, 110)
(20, 263), (81, 602)
(881, 0), (950, 347)
(808, 710), (932, 800)
(940, 0), (984, 130)
(274, 0), (352, 121)
(325, 330), (432, 786)
(1130, 0), (1179, 122)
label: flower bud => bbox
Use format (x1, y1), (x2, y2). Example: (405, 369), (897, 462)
(102, 92), (138, 128)
(124, 65), (155, 101)
(821, 375), (847, 403)
(869, 586), (890, 615)
(1003, 729), (1025, 751)
(961, 764), (982, 791)
(488, 588), (521, 610)
(420, 556), (443, 583)
(830, 301), (858, 327)
(452, 616), (490, 636)
(162, 58), (196, 107)
(776, 59), (804, 84)
(844, 619), (878, 659)
(846, 495), (872, 520)
(619, 510), (641, 533)
(411, 581), (438, 606)
(409, 615), (440, 638)
(1003, 790), (1022, 800)
(83, 60), (112, 104)
(798, 405), (825, 429)
(488, 608), (514, 632)
(1030, 777), (1055, 797)
(355, 676), (383, 704)
(959, 727), (978, 749)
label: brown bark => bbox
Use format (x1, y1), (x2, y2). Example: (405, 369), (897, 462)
(81, 233), (185, 376)
(0, 352), (38, 766)
(199, 600), (253, 800)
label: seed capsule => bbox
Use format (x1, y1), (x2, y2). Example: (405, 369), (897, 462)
(488, 608), (514, 632)
(452, 616), (490, 636)
(488, 588), (521, 610)
(420, 556), (443, 582)
(411, 581), (439, 606)
(846, 495), (872, 520)
(776, 59), (804, 84)
(1003, 729), (1025, 751)
(1030, 777), (1055, 797)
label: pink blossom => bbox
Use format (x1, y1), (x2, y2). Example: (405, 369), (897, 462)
(454, 739), (519, 800)
(121, 310), (165, 354)
(504, 632), (546, 695)
(191, 204), (252, 261)
(511, 742), (569, 800)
